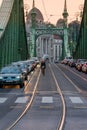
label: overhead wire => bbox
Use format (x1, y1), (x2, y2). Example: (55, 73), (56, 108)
(41, 0), (49, 21)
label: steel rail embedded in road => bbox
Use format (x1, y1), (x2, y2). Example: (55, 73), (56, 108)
(49, 64), (66, 130)
(6, 64), (66, 130)
(60, 64), (87, 82)
(7, 70), (41, 130)
(56, 64), (84, 93)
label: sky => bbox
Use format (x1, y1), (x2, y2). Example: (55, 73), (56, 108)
(24, 0), (84, 25)
(0, 0), (84, 25)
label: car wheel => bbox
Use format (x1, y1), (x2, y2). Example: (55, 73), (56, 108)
(20, 83), (24, 88)
(0, 84), (3, 88)
(25, 76), (28, 80)
(85, 70), (87, 74)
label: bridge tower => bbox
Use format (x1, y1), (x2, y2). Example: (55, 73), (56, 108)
(62, 0), (70, 57)
(0, 0), (29, 68)
(29, 0), (71, 58)
(30, 0), (37, 57)
(62, 0), (68, 27)
(73, 0), (87, 59)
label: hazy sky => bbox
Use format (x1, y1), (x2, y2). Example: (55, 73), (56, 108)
(0, 0), (84, 25)
(24, 0), (84, 25)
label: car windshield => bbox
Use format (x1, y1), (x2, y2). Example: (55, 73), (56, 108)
(65, 56), (73, 59)
(0, 67), (21, 74)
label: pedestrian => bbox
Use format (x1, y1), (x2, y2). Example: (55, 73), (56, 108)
(40, 59), (46, 75)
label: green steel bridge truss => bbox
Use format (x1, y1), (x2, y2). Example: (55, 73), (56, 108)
(0, 0), (86, 69)
(73, 0), (87, 59)
(30, 26), (70, 59)
(0, 0), (28, 69)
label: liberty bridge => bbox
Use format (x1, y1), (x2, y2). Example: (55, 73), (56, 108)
(0, 0), (73, 68)
(0, 0), (86, 68)
(0, 0), (87, 130)
(27, 0), (70, 61)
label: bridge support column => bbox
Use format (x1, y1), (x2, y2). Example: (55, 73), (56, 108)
(30, 28), (36, 57)
(64, 27), (70, 57)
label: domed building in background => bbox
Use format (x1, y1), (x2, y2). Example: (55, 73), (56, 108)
(25, 6), (45, 33)
(56, 18), (65, 28)
(25, 0), (63, 62)
(26, 7), (44, 24)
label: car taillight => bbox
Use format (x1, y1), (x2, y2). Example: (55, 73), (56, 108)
(84, 64), (87, 67)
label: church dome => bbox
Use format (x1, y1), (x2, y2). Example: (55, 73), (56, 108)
(27, 7), (44, 23)
(56, 18), (65, 27)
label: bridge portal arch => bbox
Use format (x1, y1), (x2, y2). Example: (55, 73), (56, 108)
(29, 26), (70, 60)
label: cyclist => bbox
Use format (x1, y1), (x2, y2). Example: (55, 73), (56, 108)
(40, 59), (46, 75)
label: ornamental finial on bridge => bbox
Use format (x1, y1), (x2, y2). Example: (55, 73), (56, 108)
(32, 0), (35, 8)
(62, 0), (69, 27)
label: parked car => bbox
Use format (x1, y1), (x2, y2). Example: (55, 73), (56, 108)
(27, 59), (37, 71)
(65, 56), (73, 60)
(61, 56), (73, 65)
(75, 59), (87, 71)
(54, 60), (59, 63)
(12, 61), (29, 80)
(30, 57), (40, 65)
(68, 59), (77, 67)
(0, 66), (25, 88)
(82, 62), (87, 73)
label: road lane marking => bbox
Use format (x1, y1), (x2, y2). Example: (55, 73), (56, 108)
(62, 91), (79, 95)
(69, 97), (83, 103)
(42, 97), (53, 103)
(40, 106), (54, 109)
(36, 91), (58, 94)
(0, 97), (7, 103)
(10, 105), (23, 108)
(73, 106), (87, 109)
(15, 96), (29, 103)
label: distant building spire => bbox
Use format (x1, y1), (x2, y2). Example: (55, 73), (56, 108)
(64, 0), (67, 12)
(31, 0), (37, 28)
(62, 0), (69, 26)
(32, 0), (35, 8)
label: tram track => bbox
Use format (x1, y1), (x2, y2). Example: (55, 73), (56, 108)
(53, 63), (87, 130)
(58, 64), (87, 81)
(6, 69), (41, 130)
(3, 62), (86, 130)
(3, 62), (87, 130)
(57, 63), (87, 94)
(49, 64), (66, 130)
(5, 64), (67, 130)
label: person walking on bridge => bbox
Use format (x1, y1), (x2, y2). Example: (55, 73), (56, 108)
(40, 59), (46, 75)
